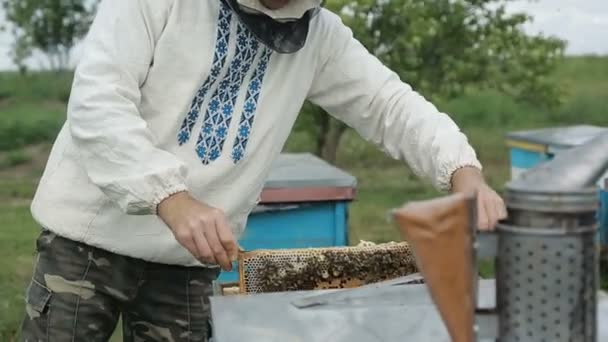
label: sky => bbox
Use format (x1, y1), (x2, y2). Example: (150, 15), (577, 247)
(0, 0), (607, 70)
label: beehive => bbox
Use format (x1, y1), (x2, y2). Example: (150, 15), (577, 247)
(237, 241), (418, 294)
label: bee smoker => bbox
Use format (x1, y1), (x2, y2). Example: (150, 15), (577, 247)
(467, 131), (608, 342)
(394, 132), (608, 342)
(486, 131), (608, 342)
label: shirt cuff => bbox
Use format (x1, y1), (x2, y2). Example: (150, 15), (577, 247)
(436, 158), (483, 192)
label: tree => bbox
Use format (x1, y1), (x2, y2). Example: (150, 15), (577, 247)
(2, 0), (97, 71)
(299, 0), (565, 163)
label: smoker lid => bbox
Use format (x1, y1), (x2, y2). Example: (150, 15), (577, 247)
(210, 280), (608, 342)
(507, 131), (608, 194)
(506, 125), (608, 152)
(260, 153), (357, 203)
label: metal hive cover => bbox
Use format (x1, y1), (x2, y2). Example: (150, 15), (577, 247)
(259, 153), (358, 203)
(506, 125), (607, 151)
(210, 280), (608, 342)
(264, 153), (357, 189)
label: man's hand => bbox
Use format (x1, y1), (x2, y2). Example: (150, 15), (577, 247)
(157, 192), (238, 271)
(450, 167), (507, 231)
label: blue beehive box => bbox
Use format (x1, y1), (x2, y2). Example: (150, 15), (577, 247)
(505, 125), (608, 246)
(218, 153), (357, 283)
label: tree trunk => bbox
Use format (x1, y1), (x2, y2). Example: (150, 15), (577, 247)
(309, 106), (348, 164)
(314, 110), (330, 157)
(17, 64), (28, 76)
(321, 120), (348, 164)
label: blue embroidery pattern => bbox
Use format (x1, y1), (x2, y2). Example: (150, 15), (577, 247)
(195, 23), (260, 164)
(177, 4), (232, 145)
(178, 4), (273, 164)
(231, 48), (273, 163)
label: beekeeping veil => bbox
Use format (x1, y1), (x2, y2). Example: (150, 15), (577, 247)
(223, 0), (322, 54)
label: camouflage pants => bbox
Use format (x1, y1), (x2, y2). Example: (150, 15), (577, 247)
(21, 230), (220, 342)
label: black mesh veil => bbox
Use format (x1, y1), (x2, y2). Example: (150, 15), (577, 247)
(222, 0), (321, 54)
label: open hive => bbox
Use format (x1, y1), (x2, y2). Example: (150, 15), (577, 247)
(237, 241), (418, 294)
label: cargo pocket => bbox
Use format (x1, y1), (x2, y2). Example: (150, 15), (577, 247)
(24, 279), (52, 321)
(21, 279), (52, 341)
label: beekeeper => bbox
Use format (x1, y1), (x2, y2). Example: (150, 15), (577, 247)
(21, 0), (506, 340)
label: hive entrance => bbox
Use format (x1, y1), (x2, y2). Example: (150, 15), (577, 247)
(238, 242), (418, 294)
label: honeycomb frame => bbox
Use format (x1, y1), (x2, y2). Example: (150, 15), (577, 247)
(238, 242), (418, 294)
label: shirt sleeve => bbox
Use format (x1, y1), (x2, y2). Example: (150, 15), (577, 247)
(307, 12), (482, 191)
(67, 0), (187, 215)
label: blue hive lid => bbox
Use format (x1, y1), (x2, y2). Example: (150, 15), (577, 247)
(260, 153), (357, 203)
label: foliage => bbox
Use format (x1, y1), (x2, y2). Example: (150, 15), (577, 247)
(298, 0), (566, 163)
(336, 0), (566, 104)
(1, 0), (96, 71)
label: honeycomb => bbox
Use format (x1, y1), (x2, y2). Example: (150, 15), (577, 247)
(238, 242), (418, 294)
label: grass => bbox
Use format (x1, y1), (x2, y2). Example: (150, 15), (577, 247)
(0, 102), (66, 151)
(0, 56), (607, 339)
(0, 150), (31, 169)
(0, 72), (70, 151)
(0, 205), (40, 341)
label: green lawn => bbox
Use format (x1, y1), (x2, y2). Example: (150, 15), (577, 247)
(0, 204), (39, 341)
(1, 56), (607, 339)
